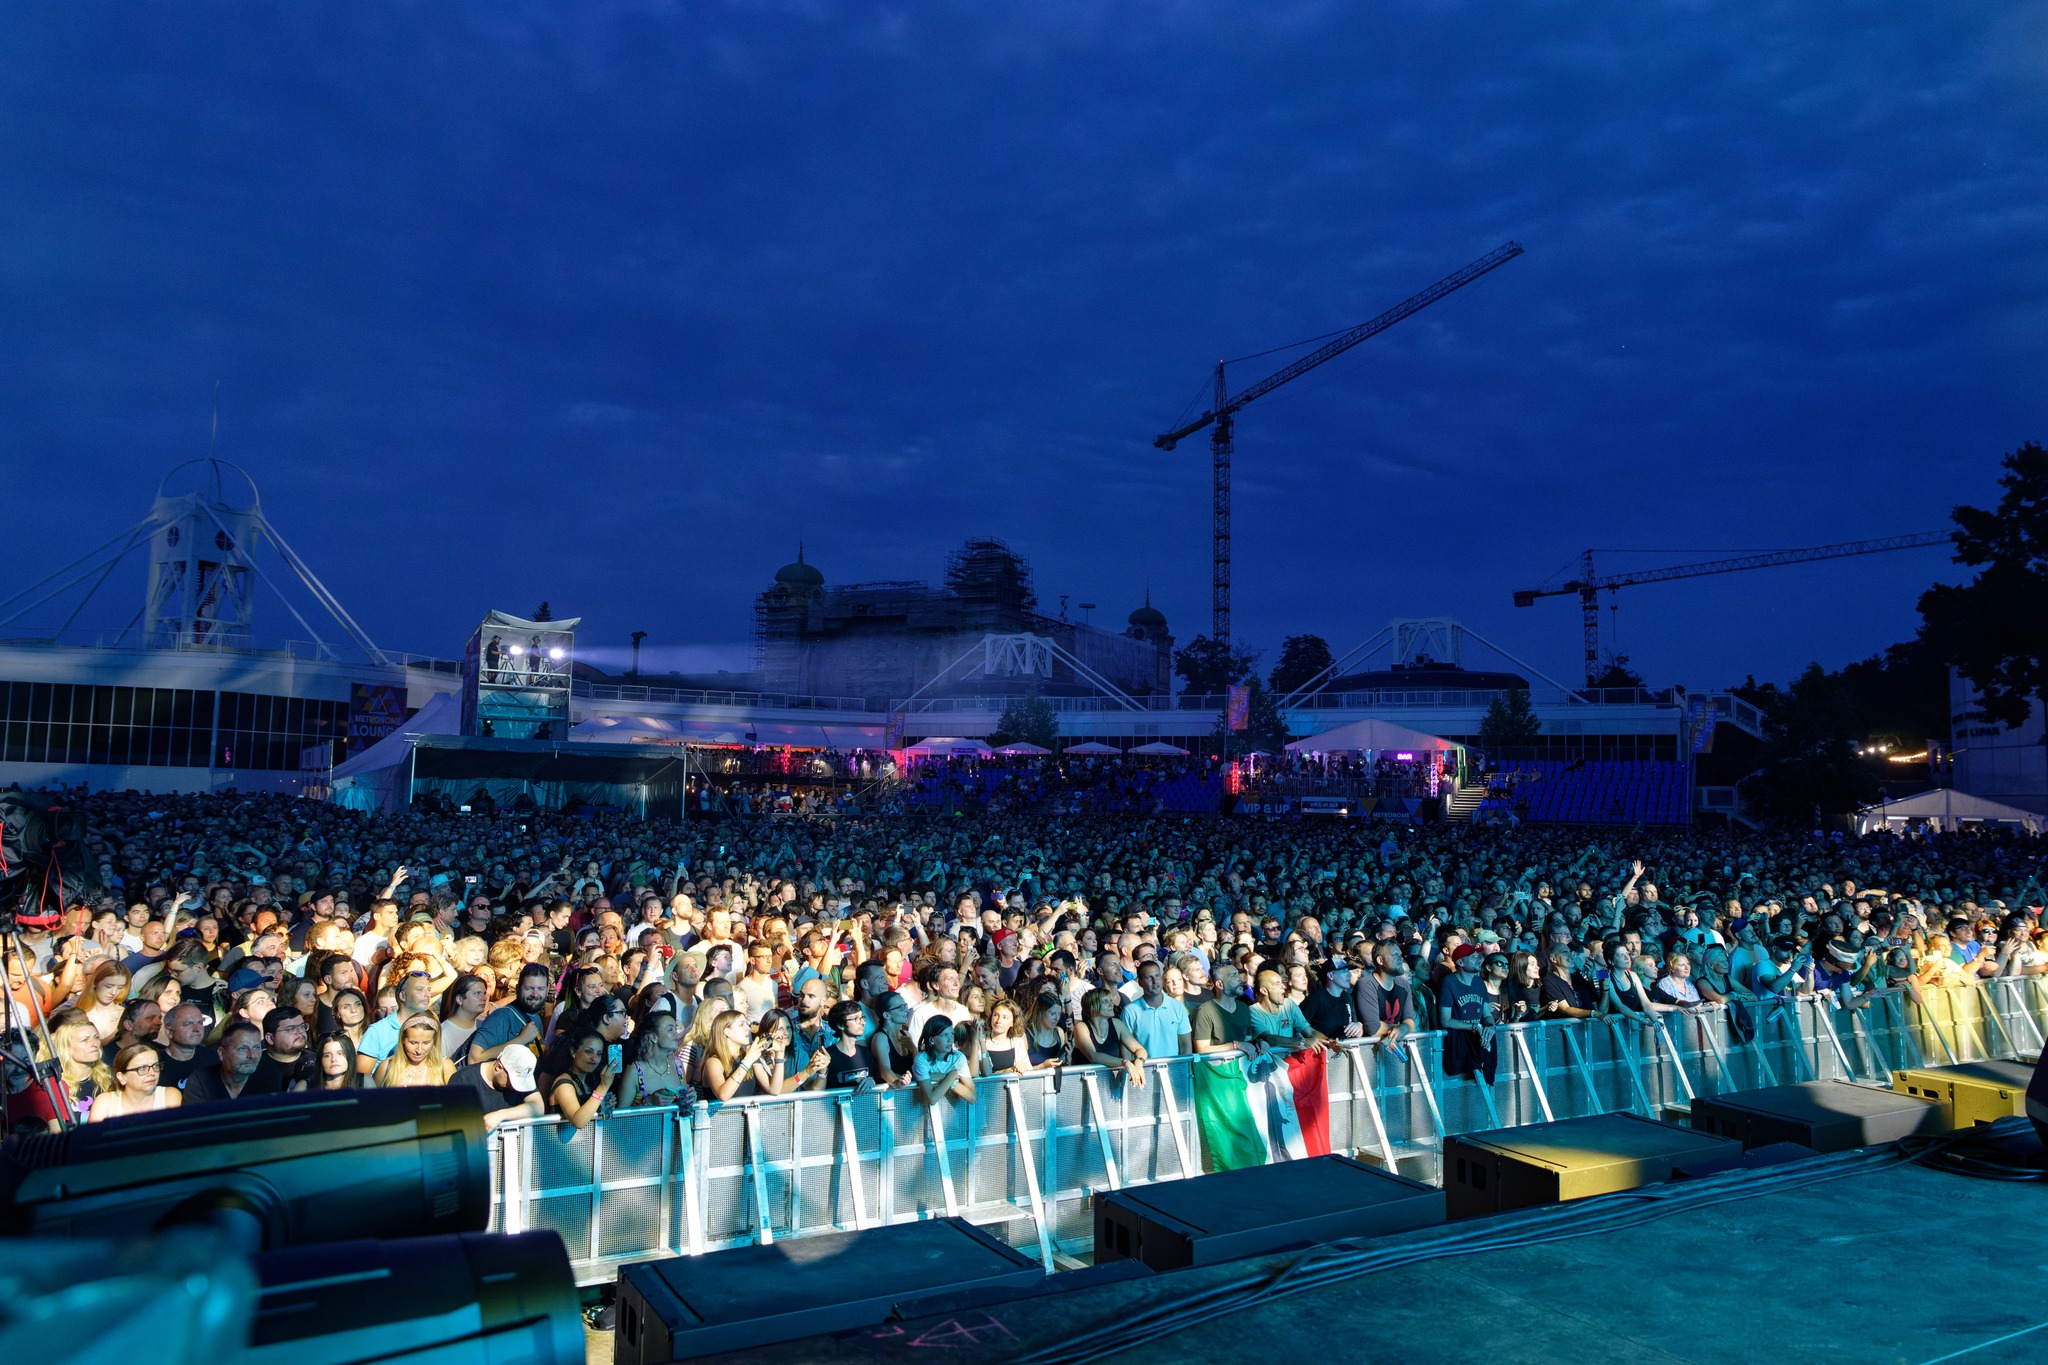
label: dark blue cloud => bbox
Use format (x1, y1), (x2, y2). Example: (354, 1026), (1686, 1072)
(1, 1), (2041, 686)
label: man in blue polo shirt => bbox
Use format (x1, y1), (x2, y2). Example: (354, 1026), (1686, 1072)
(1118, 961), (1191, 1060)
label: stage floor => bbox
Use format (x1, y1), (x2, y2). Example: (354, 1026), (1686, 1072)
(659, 1146), (2048, 1365)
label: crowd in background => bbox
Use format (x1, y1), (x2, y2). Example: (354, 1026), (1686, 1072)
(3, 788), (2043, 1134)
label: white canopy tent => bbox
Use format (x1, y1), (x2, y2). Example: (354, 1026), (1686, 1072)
(1130, 741), (1190, 756)
(995, 742), (1052, 755)
(1285, 717), (1464, 757)
(902, 737), (993, 757)
(1063, 741), (1120, 756)
(569, 715), (884, 748)
(329, 692), (462, 813)
(1854, 788), (2045, 835)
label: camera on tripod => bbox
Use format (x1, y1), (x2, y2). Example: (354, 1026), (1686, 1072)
(0, 1026), (58, 1085)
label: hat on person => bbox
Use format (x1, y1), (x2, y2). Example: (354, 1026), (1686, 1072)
(1474, 930), (1502, 945)
(1451, 943), (1481, 966)
(498, 1044), (538, 1094)
(1825, 942), (1857, 966)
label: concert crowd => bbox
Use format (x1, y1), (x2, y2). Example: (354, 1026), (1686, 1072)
(3, 787), (2043, 1135)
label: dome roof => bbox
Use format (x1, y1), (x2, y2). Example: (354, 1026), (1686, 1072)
(1127, 592), (1166, 629)
(774, 546), (824, 589)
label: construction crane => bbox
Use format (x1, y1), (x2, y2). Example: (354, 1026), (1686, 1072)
(1155, 241), (1524, 645)
(1512, 531), (1954, 686)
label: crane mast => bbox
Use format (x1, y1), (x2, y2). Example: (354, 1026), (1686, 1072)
(1157, 241), (1523, 645)
(1512, 530), (1954, 686)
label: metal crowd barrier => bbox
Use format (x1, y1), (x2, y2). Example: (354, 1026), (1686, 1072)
(489, 979), (2048, 1285)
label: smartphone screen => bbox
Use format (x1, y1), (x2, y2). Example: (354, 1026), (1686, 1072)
(606, 1043), (623, 1070)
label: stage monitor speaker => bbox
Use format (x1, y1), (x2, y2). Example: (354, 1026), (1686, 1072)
(0, 1087), (489, 1249)
(1093, 1153), (1443, 1271)
(1442, 1113), (1739, 1220)
(245, 1231), (584, 1365)
(1893, 1060), (2033, 1129)
(1687, 1080), (1949, 1153)
(614, 1217), (1043, 1364)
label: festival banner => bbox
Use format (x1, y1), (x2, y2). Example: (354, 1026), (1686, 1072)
(1225, 684), (1250, 731)
(1688, 696), (1719, 754)
(347, 683), (409, 754)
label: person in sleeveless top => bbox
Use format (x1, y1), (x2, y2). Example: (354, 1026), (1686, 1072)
(869, 991), (918, 1087)
(978, 996), (1032, 1077)
(87, 1043), (182, 1121)
(1072, 986), (1146, 1087)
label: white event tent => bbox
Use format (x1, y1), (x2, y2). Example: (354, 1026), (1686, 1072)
(1854, 788), (2045, 835)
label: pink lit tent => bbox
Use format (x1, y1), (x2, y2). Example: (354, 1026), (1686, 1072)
(1284, 718), (1463, 758)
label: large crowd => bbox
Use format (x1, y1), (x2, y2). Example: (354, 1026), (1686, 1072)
(3, 786), (2044, 1136)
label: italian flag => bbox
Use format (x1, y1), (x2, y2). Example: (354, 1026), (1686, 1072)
(1192, 1050), (1331, 1171)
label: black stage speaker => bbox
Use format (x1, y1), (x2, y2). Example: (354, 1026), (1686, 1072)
(1443, 1113), (1739, 1220)
(244, 1231), (584, 1365)
(1093, 1153), (1443, 1271)
(0, 1087), (489, 1249)
(615, 1218), (1044, 1364)
(1687, 1080), (1948, 1153)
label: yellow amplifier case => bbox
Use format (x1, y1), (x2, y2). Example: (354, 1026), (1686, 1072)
(1892, 1059), (2035, 1128)
(1442, 1113), (1740, 1220)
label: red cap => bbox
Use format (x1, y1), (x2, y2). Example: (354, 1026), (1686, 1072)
(1451, 943), (1480, 965)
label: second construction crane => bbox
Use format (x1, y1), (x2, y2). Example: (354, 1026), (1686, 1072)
(1156, 241), (1523, 646)
(1513, 532), (1954, 686)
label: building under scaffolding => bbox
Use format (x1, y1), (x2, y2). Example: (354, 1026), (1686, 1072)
(754, 538), (1172, 705)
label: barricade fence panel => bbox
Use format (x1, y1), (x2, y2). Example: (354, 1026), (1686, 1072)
(491, 983), (2048, 1284)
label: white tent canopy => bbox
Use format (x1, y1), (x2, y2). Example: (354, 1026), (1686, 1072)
(903, 737), (992, 757)
(329, 691), (462, 811)
(1854, 787), (2045, 835)
(1064, 741), (1120, 755)
(1130, 741), (1189, 756)
(569, 715), (883, 748)
(996, 742), (1052, 755)
(1285, 717), (1463, 756)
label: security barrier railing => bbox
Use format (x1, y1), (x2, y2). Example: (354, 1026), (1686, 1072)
(489, 978), (2048, 1285)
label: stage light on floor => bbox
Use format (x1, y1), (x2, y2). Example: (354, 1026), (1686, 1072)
(0, 1087), (490, 1250)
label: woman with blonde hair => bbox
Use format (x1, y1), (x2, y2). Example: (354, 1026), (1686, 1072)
(88, 1044), (182, 1121)
(82, 961), (132, 1040)
(698, 1008), (773, 1102)
(676, 978), (734, 1087)
(43, 1008), (114, 1123)
(373, 1013), (457, 1088)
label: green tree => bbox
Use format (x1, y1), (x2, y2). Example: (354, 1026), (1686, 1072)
(1477, 689), (1542, 757)
(1917, 441), (2048, 728)
(1173, 634), (1258, 703)
(1267, 634), (1336, 697)
(532, 601), (553, 622)
(988, 690), (1057, 751)
(1590, 659), (1645, 692)
(1737, 664), (1882, 827)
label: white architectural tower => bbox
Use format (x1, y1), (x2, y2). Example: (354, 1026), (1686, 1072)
(144, 461), (262, 648)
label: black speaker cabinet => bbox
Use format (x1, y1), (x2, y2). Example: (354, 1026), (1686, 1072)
(1688, 1080), (1949, 1152)
(1093, 1154), (1444, 1271)
(614, 1217), (1042, 1363)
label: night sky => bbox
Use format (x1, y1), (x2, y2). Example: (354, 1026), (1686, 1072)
(3, 4), (2042, 690)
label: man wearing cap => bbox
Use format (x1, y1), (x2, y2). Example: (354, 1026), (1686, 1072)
(1302, 957), (1364, 1040)
(451, 1044), (547, 1130)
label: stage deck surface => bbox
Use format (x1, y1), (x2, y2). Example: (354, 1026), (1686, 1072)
(656, 1149), (2048, 1365)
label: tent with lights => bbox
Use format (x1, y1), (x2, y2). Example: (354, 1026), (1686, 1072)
(1853, 787), (2045, 836)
